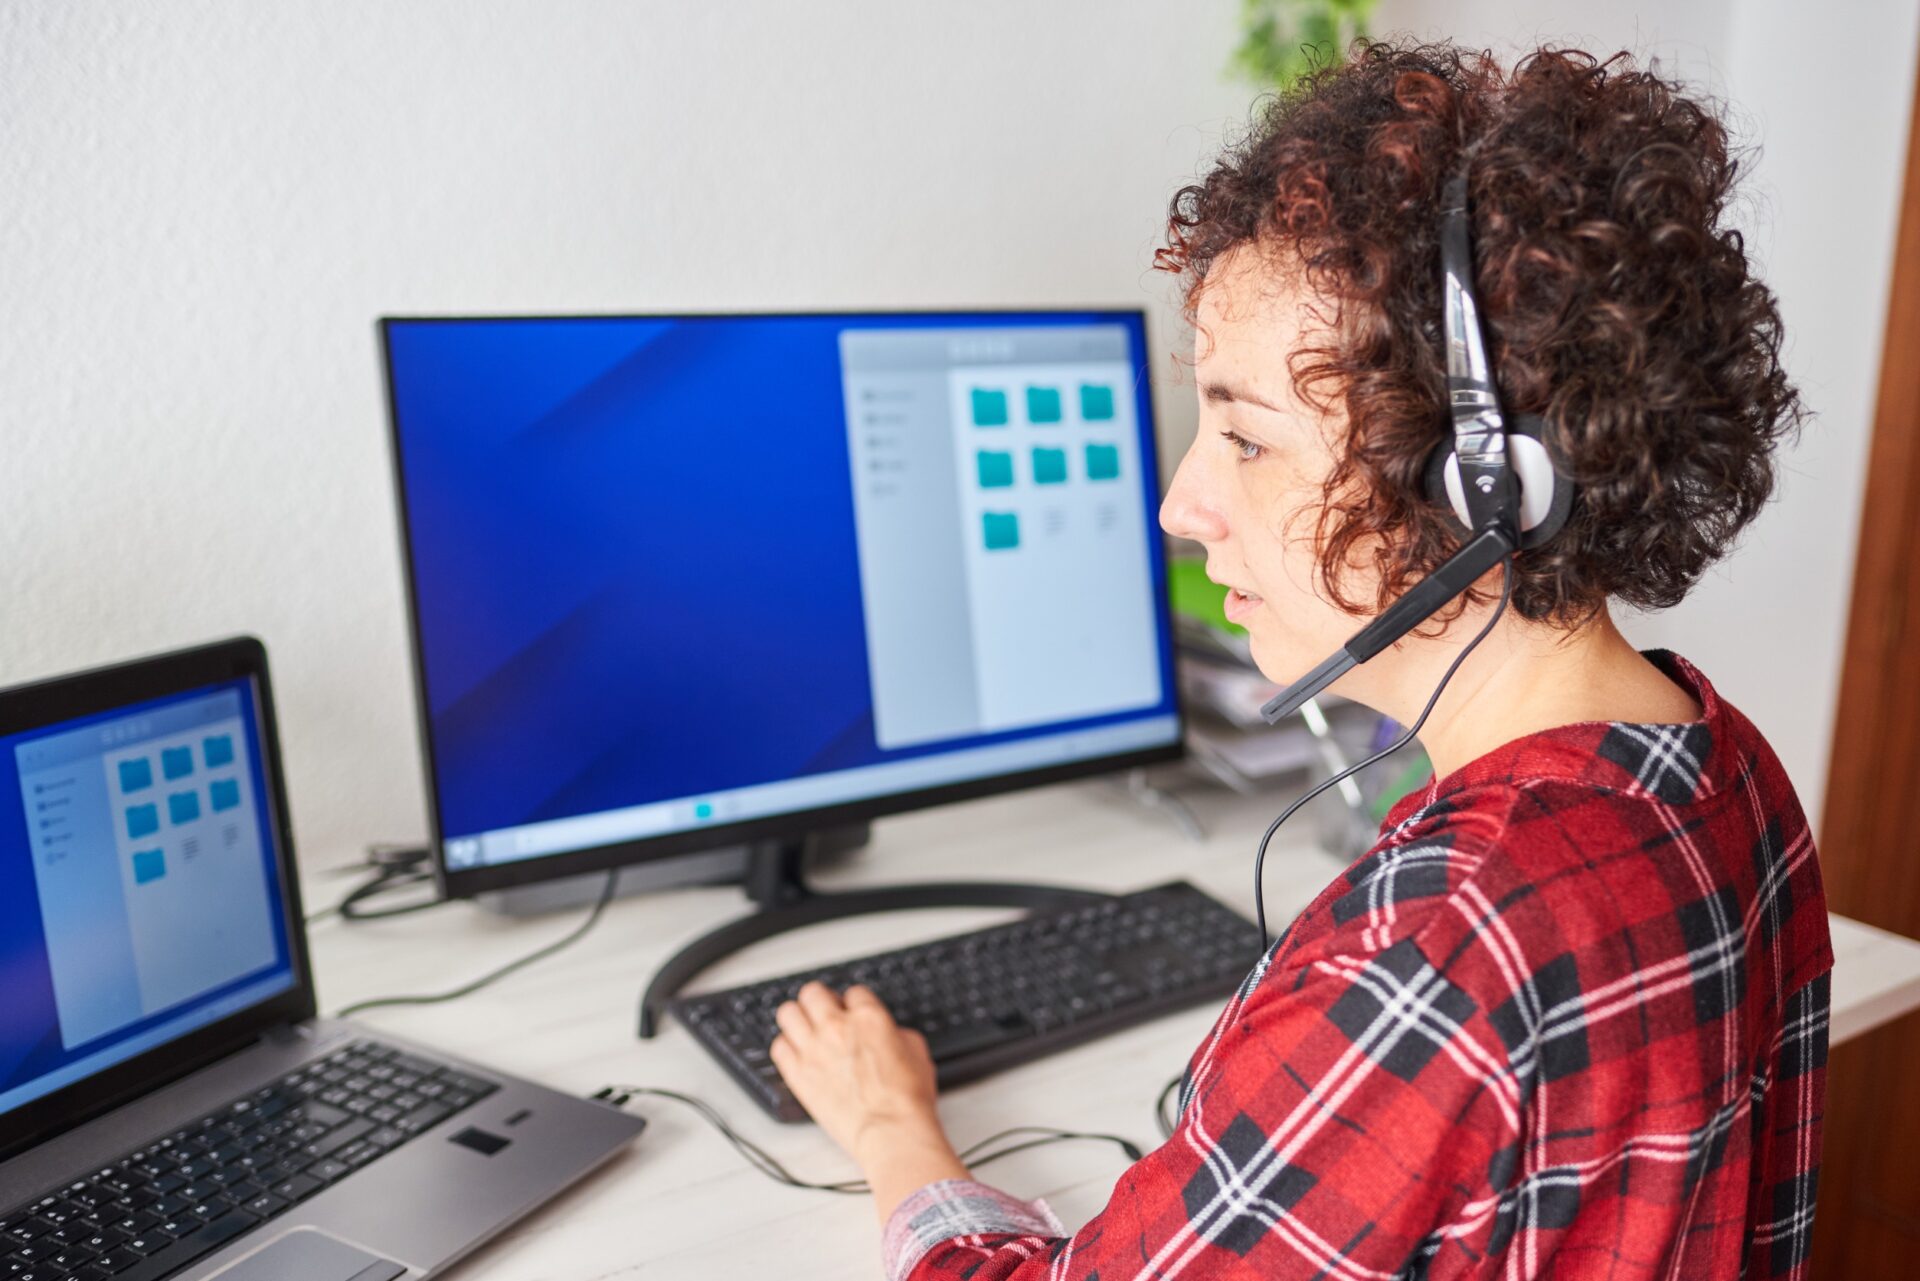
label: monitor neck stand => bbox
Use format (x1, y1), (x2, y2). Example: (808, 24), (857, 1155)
(636, 832), (1111, 1038)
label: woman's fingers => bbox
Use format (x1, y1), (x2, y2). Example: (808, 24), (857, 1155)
(843, 984), (892, 1021)
(773, 997), (814, 1047)
(796, 980), (845, 1022)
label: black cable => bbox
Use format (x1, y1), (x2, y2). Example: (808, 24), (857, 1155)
(1253, 561), (1514, 952)
(594, 1086), (1143, 1195)
(1154, 1072), (1183, 1139)
(336, 867), (440, 922)
(305, 844), (441, 925)
(333, 870), (617, 1019)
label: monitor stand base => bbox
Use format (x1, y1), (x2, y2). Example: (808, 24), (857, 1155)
(636, 833), (1111, 1038)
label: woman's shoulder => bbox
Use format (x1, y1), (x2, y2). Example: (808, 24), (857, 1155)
(1270, 662), (1830, 1023)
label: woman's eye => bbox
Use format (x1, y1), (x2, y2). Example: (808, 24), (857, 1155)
(1221, 429), (1264, 462)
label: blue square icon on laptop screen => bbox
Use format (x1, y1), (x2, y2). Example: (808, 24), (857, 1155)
(970, 388), (1009, 427)
(126, 803), (160, 840)
(118, 758), (153, 794)
(203, 734), (235, 769)
(209, 779), (241, 813)
(161, 746), (194, 781)
(131, 849), (166, 884)
(167, 791), (200, 825)
(1026, 387), (1063, 424)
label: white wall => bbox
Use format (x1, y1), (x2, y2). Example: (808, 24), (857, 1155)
(3, 1), (1913, 867)
(0, 1), (1249, 866)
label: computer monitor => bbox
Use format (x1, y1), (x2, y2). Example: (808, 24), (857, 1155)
(379, 310), (1184, 1025)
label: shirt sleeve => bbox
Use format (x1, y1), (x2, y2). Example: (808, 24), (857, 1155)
(883, 895), (1517, 1281)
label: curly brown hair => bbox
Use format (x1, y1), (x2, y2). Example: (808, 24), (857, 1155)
(1157, 41), (1805, 626)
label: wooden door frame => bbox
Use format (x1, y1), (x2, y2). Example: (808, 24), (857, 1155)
(1811, 25), (1920, 1280)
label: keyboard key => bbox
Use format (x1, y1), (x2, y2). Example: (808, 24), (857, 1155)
(437, 1071), (493, 1096)
(123, 1228), (173, 1254)
(394, 1102), (452, 1134)
(94, 1246), (144, 1273)
(306, 1159), (351, 1184)
(269, 1175), (321, 1203)
(240, 1194), (287, 1220)
(302, 1120), (371, 1159)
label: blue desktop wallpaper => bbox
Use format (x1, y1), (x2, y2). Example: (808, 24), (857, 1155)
(0, 680), (293, 1104)
(384, 313), (1177, 841)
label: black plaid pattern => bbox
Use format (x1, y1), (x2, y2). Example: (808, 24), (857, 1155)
(1597, 721), (1713, 804)
(1752, 816), (1793, 942)
(1767, 1172), (1820, 1274)
(1180, 1113), (1317, 1256)
(1332, 842), (1453, 925)
(1488, 952), (1590, 1085)
(1777, 974), (1830, 1080)
(1676, 886), (1748, 1023)
(1325, 937), (1477, 1082)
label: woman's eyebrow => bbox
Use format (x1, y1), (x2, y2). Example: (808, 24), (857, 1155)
(1201, 380), (1287, 414)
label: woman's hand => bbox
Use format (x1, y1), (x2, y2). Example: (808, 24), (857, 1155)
(770, 981), (940, 1156)
(770, 982), (970, 1217)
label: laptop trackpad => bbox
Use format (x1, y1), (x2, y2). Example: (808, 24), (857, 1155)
(210, 1227), (408, 1281)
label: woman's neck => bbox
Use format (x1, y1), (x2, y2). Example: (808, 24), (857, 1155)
(1360, 605), (1703, 782)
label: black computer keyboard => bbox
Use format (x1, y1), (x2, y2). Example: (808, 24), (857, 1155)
(672, 880), (1261, 1122)
(0, 1039), (495, 1281)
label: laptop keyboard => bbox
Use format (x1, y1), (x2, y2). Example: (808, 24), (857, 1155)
(1, 1039), (495, 1281)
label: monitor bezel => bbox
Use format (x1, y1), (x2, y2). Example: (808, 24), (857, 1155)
(377, 308), (1187, 901)
(0, 636), (315, 1162)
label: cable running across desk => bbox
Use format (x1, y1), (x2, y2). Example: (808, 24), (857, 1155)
(334, 871), (618, 1019)
(592, 1086), (1143, 1195)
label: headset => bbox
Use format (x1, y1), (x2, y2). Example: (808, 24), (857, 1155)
(1246, 164), (1573, 951)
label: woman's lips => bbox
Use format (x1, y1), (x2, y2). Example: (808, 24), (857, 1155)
(1223, 587), (1263, 624)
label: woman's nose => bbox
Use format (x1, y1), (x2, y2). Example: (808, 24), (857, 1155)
(1159, 443), (1228, 544)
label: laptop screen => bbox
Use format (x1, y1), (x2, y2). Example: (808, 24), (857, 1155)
(0, 677), (297, 1118)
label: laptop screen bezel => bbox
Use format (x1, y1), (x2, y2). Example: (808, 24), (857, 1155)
(0, 636), (316, 1163)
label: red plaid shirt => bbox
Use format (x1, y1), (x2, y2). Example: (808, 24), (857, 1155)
(885, 653), (1832, 1280)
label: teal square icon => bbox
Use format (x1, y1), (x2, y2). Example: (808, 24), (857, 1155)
(118, 758), (153, 794)
(127, 803), (159, 840)
(1080, 384), (1116, 420)
(168, 790), (200, 825)
(131, 849), (166, 885)
(976, 450), (1014, 488)
(694, 801), (714, 820)
(1026, 386), (1062, 423)
(970, 388), (1009, 426)
(1086, 442), (1121, 481)
(203, 734), (235, 768)
(161, 746), (193, 781)
(209, 778), (241, 812)
(1032, 446), (1068, 485)
(982, 511), (1020, 551)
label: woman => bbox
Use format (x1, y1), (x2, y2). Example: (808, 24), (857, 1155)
(770, 42), (1832, 1280)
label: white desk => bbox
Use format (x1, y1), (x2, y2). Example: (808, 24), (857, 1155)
(304, 779), (1920, 1281)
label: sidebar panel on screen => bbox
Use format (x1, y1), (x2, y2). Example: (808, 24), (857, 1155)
(840, 324), (1162, 751)
(13, 690), (278, 1055)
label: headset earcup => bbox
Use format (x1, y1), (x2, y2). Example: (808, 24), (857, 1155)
(1423, 414), (1572, 549)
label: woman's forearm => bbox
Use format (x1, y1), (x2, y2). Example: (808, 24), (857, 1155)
(857, 1118), (973, 1224)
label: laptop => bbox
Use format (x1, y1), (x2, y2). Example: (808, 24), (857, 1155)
(0, 638), (645, 1281)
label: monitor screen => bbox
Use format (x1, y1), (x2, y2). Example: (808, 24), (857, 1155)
(0, 678), (298, 1118)
(382, 311), (1181, 885)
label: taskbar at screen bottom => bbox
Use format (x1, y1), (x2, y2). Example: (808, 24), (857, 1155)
(443, 715), (1181, 873)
